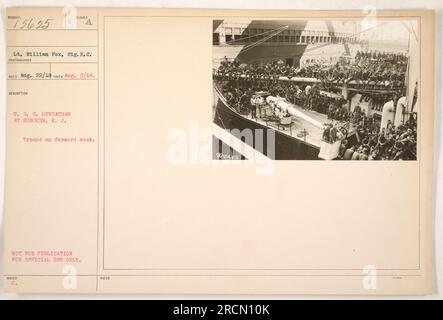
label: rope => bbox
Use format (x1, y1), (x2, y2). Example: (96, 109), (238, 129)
(224, 26), (288, 44)
(240, 26), (289, 54)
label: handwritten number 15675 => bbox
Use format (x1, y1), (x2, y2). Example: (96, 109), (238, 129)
(13, 18), (53, 30)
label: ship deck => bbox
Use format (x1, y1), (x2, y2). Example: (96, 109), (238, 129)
(213, 84), (356, 151)
(242, 103), (353, 148)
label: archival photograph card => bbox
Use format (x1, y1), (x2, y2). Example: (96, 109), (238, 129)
(2, 8), (435, 294)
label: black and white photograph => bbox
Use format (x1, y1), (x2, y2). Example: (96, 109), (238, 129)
(212, 19), (419, 160)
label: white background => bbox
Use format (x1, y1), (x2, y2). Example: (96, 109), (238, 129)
(0, 0), (441, 299)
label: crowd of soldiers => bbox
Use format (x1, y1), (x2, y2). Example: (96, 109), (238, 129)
(337, 106), (417, 160)
(219, 77), (345, 118)
(318, 50), (407, 88)
(215, 50), (408, 90)
(214, 51), (417, 161)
